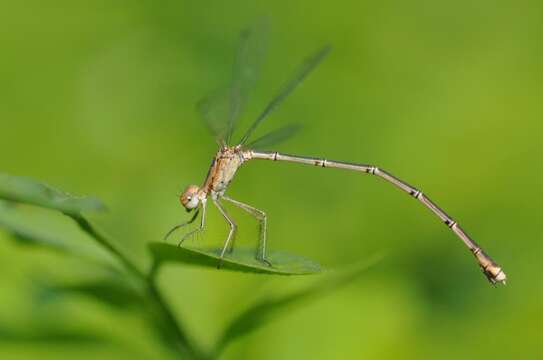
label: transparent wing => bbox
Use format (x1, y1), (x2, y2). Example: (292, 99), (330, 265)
(225, 19), (268, 144)
(246, 124), (302, 150)
(197, 20), (268, 145)
(196, 88), (230, 141)
(239, 45), (330, 145)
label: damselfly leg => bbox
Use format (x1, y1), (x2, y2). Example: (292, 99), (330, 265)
(222, 196), (271, 266)
(177, 200), (207, 247)
(163, 208), (200, 241)
(213, 199), (237, 268)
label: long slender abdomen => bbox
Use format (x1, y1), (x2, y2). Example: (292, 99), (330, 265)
(247, 149), (506, 285)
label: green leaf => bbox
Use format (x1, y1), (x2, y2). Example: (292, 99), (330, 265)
(37, 278), (144, 310)
(0, 203), (117, 266)
(0, 173), (105, 216)
(0, 175), (198, 357)
(214, 253), (384, 355)
(0, 214), (67, 252)
(0, 202), (73, 253)
(0, 323), (106, 345)
(149, 243), (321, 275)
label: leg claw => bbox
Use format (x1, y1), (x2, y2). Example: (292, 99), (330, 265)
(257, 257), (273, 268)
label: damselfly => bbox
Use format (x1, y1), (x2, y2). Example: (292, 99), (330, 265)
(165, 22), (506, 285)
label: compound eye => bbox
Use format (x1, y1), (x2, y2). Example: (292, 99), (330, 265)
(180, 184), (200, 209)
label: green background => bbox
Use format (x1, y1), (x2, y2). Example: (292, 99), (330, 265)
(1, 0), (542, 358)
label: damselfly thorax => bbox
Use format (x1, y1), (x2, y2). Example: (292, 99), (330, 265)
(203, 146), (247, 196)
(165, 21), (506, 285)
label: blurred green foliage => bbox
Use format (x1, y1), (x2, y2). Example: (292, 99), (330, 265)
(0, 174), (369, 359)
(1, 0), (543, 359)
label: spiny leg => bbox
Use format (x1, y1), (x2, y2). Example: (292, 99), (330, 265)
(222, 195), (271, 267)
(177, 200), (207, 247)
(163, 208), (200, 241)
(213, 198), (237, 268)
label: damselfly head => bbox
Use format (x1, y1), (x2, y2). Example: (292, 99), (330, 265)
(180, 185), (200, 212)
